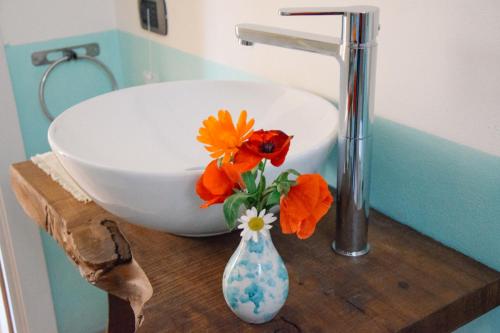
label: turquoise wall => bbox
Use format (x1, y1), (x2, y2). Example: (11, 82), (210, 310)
(373, 120), (500, 332)
(4, 29), (499, 332)
(117, 31), (259, 87)
(321, 119), (500, 332)
(4, 30), (124, 333)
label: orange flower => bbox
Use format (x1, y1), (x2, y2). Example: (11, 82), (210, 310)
(280, 174), (333, 239)
(197, 110), (254, 163)
(240, 130), (292, 167)
(196, 160), (239, 208)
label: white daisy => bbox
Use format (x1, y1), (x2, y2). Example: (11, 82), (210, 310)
(237, 207), (276, 242)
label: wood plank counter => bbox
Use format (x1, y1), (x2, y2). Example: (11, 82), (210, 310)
(10, 161), (500, 332)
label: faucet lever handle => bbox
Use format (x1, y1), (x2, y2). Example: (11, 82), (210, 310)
(279, 6), (380, 44)
(279, 6), (378, 16)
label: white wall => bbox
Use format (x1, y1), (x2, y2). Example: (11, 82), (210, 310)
(0, 29), (58, 332)
(114, 0), (500, 157)
(0, 268), (10, 333)
(0, 1), (119, 331)
(0, 0), (116, 45)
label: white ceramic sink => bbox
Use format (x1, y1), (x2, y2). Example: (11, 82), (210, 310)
(48, 80), (338, 236)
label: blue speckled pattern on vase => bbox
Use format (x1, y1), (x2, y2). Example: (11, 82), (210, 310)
(222, 229), (289, 324)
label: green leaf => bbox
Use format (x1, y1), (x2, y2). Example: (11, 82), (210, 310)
(251, 164), (259, 177)
(266, 189), (281, 208)
(242, 171), (257, 194)
(223, 192), (251, 230)
(258, 160), (266, 172)
(283, 169), (301, 177)
(277, 181), (291, 195)
(275, 169), (301, 183)
(257, 174), (266, 194)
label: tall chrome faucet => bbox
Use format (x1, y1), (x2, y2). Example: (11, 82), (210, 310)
(236, 6), (379, 257)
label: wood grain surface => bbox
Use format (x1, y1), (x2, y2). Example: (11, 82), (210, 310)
(10, 161), (500, 332)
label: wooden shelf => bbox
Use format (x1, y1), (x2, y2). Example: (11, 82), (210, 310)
(10, 161), (500, 332)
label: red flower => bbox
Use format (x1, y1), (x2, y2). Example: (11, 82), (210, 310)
(232, 147), (264, 173)
(240, 130), (292, 168)
(196, 160), (239, 208)
(280, 174), (333, 239)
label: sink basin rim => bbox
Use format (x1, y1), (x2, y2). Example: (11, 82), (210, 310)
(48, 79), (337, 177)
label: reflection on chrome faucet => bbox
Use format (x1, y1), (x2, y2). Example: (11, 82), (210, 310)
(236, 6), (380, 257)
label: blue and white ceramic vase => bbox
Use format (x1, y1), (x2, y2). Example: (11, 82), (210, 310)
(222, 229), (289, 324)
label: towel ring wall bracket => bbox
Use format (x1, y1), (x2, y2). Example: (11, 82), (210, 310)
(33, 43), (118, 122)
(31, 43), (100, 66)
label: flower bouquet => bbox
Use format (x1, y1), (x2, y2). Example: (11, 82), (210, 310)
(195, 110), (333, 323)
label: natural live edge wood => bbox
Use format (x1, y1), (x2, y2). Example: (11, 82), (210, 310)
(10, 162), (153, 332)
(10, 161), (500, 333)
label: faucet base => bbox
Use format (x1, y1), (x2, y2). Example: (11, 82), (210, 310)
(332, 242), (370, 257)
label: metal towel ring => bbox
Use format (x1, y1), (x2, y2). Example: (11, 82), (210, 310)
(38, 51), (118, 122)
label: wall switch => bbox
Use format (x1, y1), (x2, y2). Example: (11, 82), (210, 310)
(139, 0), (167, 35)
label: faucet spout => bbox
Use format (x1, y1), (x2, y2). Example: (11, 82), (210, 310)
(235, 24), (341, 59)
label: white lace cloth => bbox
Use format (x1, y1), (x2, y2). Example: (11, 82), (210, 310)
(31, 152), (92, 203)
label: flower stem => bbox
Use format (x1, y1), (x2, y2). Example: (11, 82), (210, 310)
(256, 159), (267, 211)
